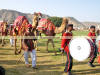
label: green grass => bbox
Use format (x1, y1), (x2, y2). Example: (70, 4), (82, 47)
(73, 30), (89, 36)
(0, 30), (100, 75)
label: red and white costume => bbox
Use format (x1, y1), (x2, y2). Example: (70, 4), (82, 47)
(61, 31), (73, 72)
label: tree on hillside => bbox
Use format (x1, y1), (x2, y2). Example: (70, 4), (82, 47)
(48, 17), (62, 27)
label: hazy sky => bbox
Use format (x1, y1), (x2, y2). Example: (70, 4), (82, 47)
(0, 0), (100, 22)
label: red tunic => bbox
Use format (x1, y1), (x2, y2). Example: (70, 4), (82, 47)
(22, 32), (35, 51)
(10, 29), (13, 36)
(1, 27), (7, 36)
(61, 32), (72, 53)
(88, 32), (96, 43)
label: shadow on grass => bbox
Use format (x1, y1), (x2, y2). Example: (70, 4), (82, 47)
(37, 60), (53, 64)
(0, 60), (24, 65)
(37, 49), (60, 54)
(72, 68), (100, 75)
(37, 54), (52, 57)
(2, 59), (100, 75)
(38, 42), (46, 47)
(38, 64), (62, 70)
(0, 48), (13, 50)
(33, 71), (64, 75)
(4, 60), (64, 75)
(0, 52), (13, 55)
(74, 61), (87, 66)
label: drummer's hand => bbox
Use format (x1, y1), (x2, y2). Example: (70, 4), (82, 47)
(60, 48), (64, 54)
(97, 50), (99, 54)
(98, 52), (99, 54)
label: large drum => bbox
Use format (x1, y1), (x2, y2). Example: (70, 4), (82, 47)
(96, 36), (100, 64)
(96, 36), (100, 52)
(69, 37), (94, 61)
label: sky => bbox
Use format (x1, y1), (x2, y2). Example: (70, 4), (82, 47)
(0, 0), (100, 22)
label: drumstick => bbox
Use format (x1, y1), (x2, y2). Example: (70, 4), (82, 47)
(62, 52), (64, 64)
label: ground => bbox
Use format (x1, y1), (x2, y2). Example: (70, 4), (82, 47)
(0, 30), (100, 75)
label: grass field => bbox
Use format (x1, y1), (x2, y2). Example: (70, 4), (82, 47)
(0, 30), (100, 75)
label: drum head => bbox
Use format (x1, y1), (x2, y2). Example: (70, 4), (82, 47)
(69, 38), (91, 61)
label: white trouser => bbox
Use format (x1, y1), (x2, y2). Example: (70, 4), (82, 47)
(24, 49), (36, 67)
(10, 38), (14, 46)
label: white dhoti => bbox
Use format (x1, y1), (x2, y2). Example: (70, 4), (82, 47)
(24, 49), (36, 67)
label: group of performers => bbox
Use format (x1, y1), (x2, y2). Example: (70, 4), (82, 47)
(18, 24), (98, 75)
(0, 21), (99, 75)
(61, 24), (98, 75)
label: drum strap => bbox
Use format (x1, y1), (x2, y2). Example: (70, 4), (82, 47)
(64, 41), (68, 49)
(93, 43), (98, 54)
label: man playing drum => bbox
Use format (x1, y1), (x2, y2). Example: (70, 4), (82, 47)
(61, 24), (73, 75)
(88, 25), (98, 67)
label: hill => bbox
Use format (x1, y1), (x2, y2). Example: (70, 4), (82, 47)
(67, 17), (86, 29)
(0, 9), (49, 24)
(1, 9), (99, 29)
(0, 9), (33, 23)
(82, 22), (100, 28)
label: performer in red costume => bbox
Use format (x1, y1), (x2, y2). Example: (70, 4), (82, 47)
(88, 26), (96, 43)
(88, 25), (98, 67)
(61, 24), (73, 75)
